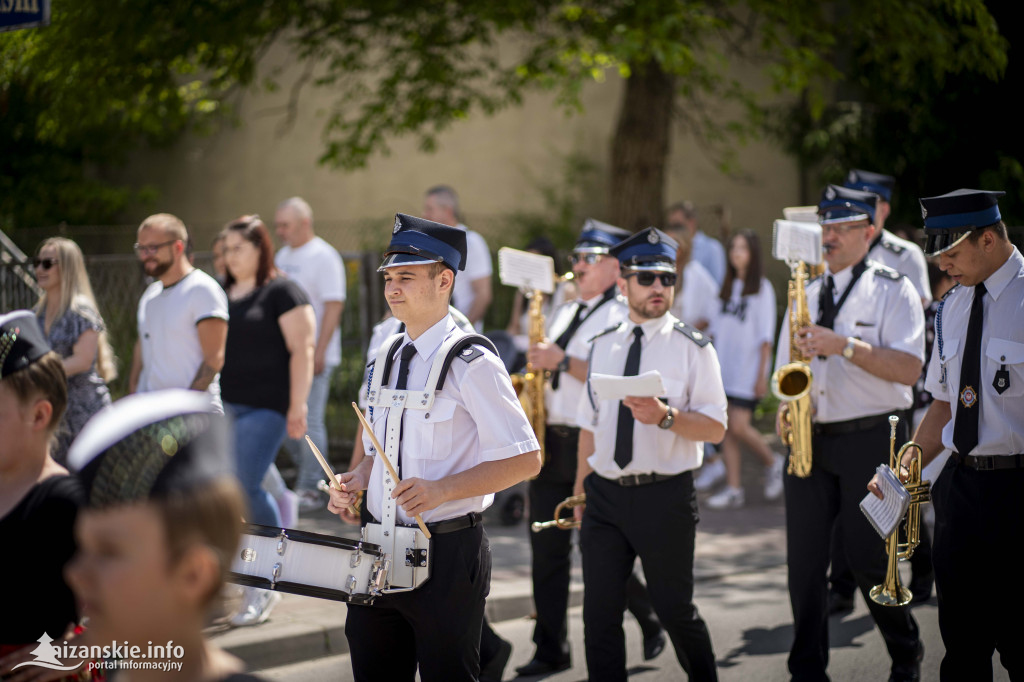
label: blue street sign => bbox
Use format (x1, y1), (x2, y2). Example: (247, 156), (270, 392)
(1, 0), (50, 33)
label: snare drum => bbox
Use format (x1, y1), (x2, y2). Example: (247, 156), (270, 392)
(229, 524), (387, 605)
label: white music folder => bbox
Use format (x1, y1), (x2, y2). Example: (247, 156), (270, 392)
(589, 370), (666, 402)
(859, 464), (911, 539)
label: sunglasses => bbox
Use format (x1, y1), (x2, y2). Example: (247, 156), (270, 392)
(625, 271), (677, 287)
(133, 239), (179, 256)
(570, 253), (607, 266)
(32, 257), (58, 270)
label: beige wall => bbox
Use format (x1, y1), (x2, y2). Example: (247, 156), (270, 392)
(120, 40), (801, 261)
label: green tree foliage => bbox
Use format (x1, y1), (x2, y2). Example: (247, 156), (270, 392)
(1, 0), (1008, 232)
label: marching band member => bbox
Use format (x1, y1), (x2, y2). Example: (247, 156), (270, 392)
(830, 169), (935, 611)
(65, 389), (264, 681)
(520, 220), (664, 675)
(574, 227), (727, 682)
(327, 214), (540, 682)
(777, 185), (925, 681)
(869, 189), (1023, 681)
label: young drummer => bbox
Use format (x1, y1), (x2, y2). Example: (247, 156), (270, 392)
(327, 214), (541, 681)
(64, 389), (263, 682)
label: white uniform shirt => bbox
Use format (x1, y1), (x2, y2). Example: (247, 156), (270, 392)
(774, 260), (925, 423)
(924, 247), (1024, 455)
(137, 269), (228, 404)
(362, 314), (539, 523)
(576, 313), (728, 478)
(710, 278), (777, 400)
(544, 289), (628, 427)
(869, 229), (932, 305)
(275, 236), (347, 366)
(451, 224), (493, 331)
(671, 260), (718, 328)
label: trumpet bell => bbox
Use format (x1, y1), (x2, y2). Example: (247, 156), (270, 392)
(869, 581), (912, 607)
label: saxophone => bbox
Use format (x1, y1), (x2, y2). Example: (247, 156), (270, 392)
(770, 261), (814, 477)
(510, 290), (547, 466)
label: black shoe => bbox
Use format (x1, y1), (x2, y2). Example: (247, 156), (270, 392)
(515, 658), (571, 676)
(643, 630), (666, 661)
(481, 637), (513, 682)
(888, 641), (923, 682)
(828, 591), (855, 616)
(909, 572), (934, 605)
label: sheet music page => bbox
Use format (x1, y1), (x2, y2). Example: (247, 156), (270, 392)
(772, 219), (823, 265)
(859, 464), (912, 539)
(589, 370), (666, 402)
(498, 247), (555, 294)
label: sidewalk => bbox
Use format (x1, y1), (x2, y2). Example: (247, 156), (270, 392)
(209, 472), (787, 672)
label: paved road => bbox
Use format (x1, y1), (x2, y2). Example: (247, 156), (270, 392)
(255, 562), (1010, 681)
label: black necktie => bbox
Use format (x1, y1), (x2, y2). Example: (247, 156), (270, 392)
(614, 327), (644, 470)
(551, 303), (587, 390)
(953, 283), (986, 455)
(817, 275), (837, 328)
(394, 343), (417, 475)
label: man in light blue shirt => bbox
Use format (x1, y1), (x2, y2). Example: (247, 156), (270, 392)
(667, 201), (726, 286)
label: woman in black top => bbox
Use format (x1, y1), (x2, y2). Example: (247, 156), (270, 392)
(0, 311), (84, 671)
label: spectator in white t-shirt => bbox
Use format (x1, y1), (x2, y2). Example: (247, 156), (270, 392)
(666, 200), (726, 286)
(705, 229), (784, 510)
(274, 197), (347, 512)
(129, 214), (228, 408)
(422, 185), (493, 330)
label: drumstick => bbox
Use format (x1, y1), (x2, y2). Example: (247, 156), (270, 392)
(350, 402), (432, 539)
(305, 435), (359, 518)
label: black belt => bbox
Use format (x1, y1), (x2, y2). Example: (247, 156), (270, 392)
(951, 452), (1024, 471)
(610, 472), (683, 487)
(813, 413), (895, 437)
(372, 512), (482, 535)
(547, 424), (580, 439)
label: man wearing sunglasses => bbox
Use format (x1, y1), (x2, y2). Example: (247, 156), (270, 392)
(517, 219), (665, 676)
(128, 213), (229, 410)
(775, 185), (925, 682)
(574, 227), (728, 682)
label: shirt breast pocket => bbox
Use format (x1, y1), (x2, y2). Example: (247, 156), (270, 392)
(936, 338), (960, 391)
(410, 397), (458, 461)
(985, 338), (1024, 398)
(851, 319), (881, 346)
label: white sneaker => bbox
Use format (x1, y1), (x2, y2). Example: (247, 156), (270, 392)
(297, 489), (323, 514)
(694, 458), (726, 492)
(706, 486), (745, 510)
(764, 453), (786, 501)
(230, 587), (282, 627)
(277, 489), (299, 527)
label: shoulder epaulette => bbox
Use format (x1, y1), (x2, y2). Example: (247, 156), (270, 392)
(872, 265), (902, 281)
(457, 346), (485, 363)
(880, 237), (906, 255)
(673, 321), (711, 347)
(588, 322), (622, 344)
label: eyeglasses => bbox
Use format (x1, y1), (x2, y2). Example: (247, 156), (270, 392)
(133, 240), (179, 256)
(625, 271), (677, 287)
(32, 257), (58, 270)
(570, 253), (607, 266)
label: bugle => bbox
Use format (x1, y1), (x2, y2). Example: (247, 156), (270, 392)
(531, 494), (585, 532)
(870, 415), (931, 607)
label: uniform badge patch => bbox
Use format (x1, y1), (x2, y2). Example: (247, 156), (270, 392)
(647, 230), (659, 244)
(393, 215), (402, 233)
(959, 385), (978, 408)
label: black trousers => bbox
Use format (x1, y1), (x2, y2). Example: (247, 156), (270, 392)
(932, 456), (1024, 680)
(581, 472), (717, 682)
(785, 420), (920, 681)
(528, 427), (660, 665)
(346, 524), (490, 682)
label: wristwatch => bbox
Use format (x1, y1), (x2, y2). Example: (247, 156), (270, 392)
(556, 354), (571, 372)
(658, 406), (676, 430)
(842, 337), (857, 360)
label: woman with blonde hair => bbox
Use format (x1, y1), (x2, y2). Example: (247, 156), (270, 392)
(33, 237), (115, 464)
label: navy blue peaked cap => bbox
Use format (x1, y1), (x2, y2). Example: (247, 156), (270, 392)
(610, 227), (677, 273)
(0, 310), (51, 380)
(919, 189), (1005, 256)
(575, 218), (632, 253)
(845, 169), (895, 202)
(818, 184), (878, 225)
(379, 213), (467, 272)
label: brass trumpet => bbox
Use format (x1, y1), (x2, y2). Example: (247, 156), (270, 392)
(870, 415), (931, 607)
(531, 494), (585, 532)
